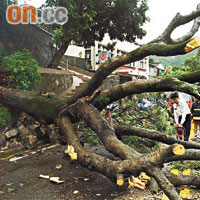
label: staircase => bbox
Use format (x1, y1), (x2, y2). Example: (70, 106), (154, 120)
(58, 67), (92, 99)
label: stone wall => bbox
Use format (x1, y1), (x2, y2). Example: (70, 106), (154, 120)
(36, 72), (73, 95)
(0, 22), (55, 67)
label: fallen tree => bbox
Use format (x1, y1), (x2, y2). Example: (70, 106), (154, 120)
(1, 3), (200, 200)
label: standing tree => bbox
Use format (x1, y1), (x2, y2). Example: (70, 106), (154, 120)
(47, 0), (148, 68)
(1, 2), (200, 200)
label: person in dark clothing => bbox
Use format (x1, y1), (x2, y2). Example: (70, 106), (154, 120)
(170, 92), (192, 141)
(191, 97), (200, 138)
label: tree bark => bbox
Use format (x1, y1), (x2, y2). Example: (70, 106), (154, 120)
(148, 167), (182, 200)
(48, 40), (70, 69)
(92, 77), (200, 110)
(0, 86), (65, 122)
(1, 5), (200, 200)
(166, 173), (200, 187)
(67, 99), (141, 160)
(115, 125), (200, 150)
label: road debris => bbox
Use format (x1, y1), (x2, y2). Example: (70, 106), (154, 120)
(49, 177), (64, 184)
(55, 164), (62, 170)
(73, 190), (79, 194)
(39, 174), (64, 184)
(38, 174), (50, 179)
(65, 145), (77, 160)
(9, 155), (28, 162)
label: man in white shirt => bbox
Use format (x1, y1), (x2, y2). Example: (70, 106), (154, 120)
(171, 92), (192, 141)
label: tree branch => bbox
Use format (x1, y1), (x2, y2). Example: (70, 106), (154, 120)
(92, 77), (199, 110)
(148, 167), (181, 200)
(166, 173), (200, 187)
(167, 149), (200, 162)
(115, 125), (200, 150)
(177, 69), (200, 83)
(63, 5), (200, 104)
(154, 4), (200, 44)
(67, 99), (141, 160)
(0, 86), (64, 122)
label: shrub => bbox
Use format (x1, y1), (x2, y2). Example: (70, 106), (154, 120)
(0, 107), (12, 129)
(2, 49), (40, 90)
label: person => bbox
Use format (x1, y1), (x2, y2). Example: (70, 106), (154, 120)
(170, 92), (192, 141)
(191, 97), (200, 138)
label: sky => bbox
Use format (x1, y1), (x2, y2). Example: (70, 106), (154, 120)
(115, 0), (200, 51)
(18, 0), (200, 51)
(18, 0), (46, 7)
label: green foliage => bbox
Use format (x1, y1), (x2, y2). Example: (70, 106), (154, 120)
(115, 94), (173, 133)
(121, 135), (159, 153)
(48, 92), (57, 99)
(76, 121), (100, 146)
(85, 61), (91, 70)
(53, 27), (64, 47)
(2, 49), (40, 90)
(150, 49), (198, 68)
(85, 127), (100, 146)
(110, 93), (175, 153)
(184, 48), (200, 72)
(169, 65), (191, 76)
(47, 0), (148, 47)
(172, 161), (200, 171)
(0, 107), (12, 129)
(161, 48), (200, 77)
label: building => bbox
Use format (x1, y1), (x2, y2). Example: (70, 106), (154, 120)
(149, 62), (165, 78)
(84, 41), (150, 79)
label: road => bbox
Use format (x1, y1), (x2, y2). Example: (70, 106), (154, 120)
(0, 144), (130, 200)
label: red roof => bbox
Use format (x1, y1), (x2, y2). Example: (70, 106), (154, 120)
(117, 66), (135, 70)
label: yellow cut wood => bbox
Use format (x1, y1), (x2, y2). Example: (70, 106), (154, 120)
(139, 172), (151, 184)
(162, 193), (169, 200)
(65, 145), (78, 160)
(128, 176), (145, 190)
(182, 169), (191, 176)
(185, 37), (200, 52)
(172, 145), (185, 155)
(116, 174), (124, 186)
(179, 188), (190, 199)
(170, 169), (179, 175)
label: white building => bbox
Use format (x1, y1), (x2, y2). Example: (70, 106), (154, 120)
(149, 62), (165, 78)
(65, 41), (150, 79)
(85, 41), (150, 79)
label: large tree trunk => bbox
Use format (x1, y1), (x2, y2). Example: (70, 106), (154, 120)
(1, 4), (200, 200)
(48, 40), (70, 69)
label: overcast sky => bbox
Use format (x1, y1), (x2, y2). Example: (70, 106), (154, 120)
(18, 0), (200, 51)
(144, 0), (200, 42)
